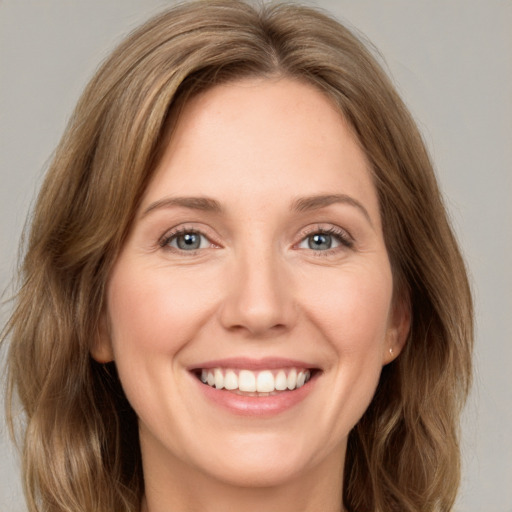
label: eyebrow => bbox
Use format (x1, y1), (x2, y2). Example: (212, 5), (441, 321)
(291, 194), (373, 226)
(142, 196), (223, 217)
(141, 193), (372, 226)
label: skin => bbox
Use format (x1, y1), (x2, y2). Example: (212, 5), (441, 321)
(93, 77), (409, 512)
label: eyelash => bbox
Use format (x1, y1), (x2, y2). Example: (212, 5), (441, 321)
(159, 225), (354, 255)
(296, 226), (354, 254)
(159, 227), (214, 253)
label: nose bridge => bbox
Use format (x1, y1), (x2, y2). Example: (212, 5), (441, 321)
(219, 240), (294, 335)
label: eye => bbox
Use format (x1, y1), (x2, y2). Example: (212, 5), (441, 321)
(297, 228), (353, 252)
(303, 233), (337, 251)
(161, 229), (211, 251)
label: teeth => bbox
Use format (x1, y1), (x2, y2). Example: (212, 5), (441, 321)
(224, 370), (238, 390)
(275, 370), (288, 391)
(287, 368), (297, 390)
(214, 368), (224, 389)
(256, 370), (274, 392)
(238, 370), (256, 392)
(198, 367), (312, 393)
(297, 371), (305, 388)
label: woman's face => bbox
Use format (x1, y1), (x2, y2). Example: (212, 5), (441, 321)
(94, 78), (408, 490)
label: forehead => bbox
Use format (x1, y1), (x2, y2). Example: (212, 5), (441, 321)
(141, 77), (379, 223)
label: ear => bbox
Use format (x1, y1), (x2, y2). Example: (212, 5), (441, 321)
(383, 293), (411, 365)
(90, 311), (115, 363)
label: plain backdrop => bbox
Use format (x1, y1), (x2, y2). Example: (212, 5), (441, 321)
(1, 1), (511, 511)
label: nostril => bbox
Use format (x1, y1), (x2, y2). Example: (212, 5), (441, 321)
(218, 274), (296, 336)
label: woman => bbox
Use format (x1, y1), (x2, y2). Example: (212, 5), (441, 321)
(3, 1), (473, 511)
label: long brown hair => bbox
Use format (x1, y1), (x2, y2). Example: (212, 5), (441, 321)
(3, 1), (473, 511)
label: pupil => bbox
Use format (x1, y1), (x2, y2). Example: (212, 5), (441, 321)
(178, 233), (200, 250)
(309, 233), (331, 250)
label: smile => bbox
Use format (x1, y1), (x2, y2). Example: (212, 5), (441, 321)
(189, 358), (320, 416)
(199, 368), (312, 394)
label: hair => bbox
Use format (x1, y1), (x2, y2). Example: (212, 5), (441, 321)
(2, 1), (473, 511)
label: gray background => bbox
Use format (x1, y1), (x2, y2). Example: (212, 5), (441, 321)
(1, 1), (510, 510)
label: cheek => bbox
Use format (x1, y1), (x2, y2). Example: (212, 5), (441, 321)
(106, 262), (218, 356)
(104, 262), (222, 433)
(307, 264), (394, 421)
(301, 263), (394, 354)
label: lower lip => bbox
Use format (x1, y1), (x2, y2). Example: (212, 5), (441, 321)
(192, 373), (318, 417)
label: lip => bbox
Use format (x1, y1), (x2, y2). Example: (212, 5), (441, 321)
(188, 356), (318, 371)
(188, 357), (320, 417)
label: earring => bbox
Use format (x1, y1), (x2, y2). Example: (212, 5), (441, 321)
(389, 347), (394, 356)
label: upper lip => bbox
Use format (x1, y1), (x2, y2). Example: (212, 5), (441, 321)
(188, 357), (320, 371)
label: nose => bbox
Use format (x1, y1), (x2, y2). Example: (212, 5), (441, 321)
(218, 247), (297, 337)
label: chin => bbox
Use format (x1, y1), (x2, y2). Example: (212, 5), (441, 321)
(206, 456), (310, 488)
(187, 430), (337, 489)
